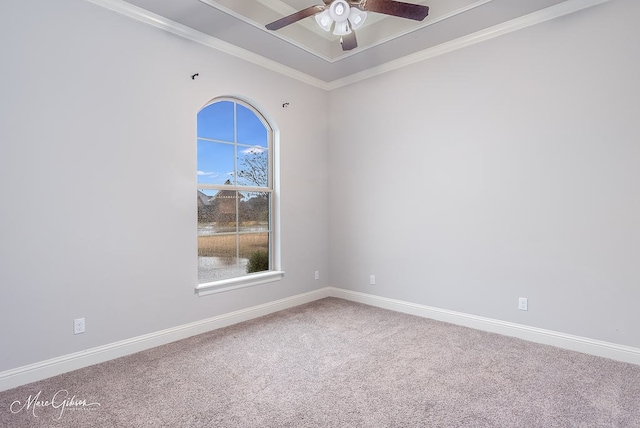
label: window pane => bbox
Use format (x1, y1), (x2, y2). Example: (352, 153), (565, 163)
(197, 235), (244, 283)
(198, 233), (237, 258)
(237, 146), (268, 187)
(197, 101), (235, 141)
(237, 104), (267, 147)
(197, 189), (217, 223)
(240, 233), (270, 273)
(239, 192), (269, 231)
(198, 189), (238, 227)
(197, 140), (235, 186)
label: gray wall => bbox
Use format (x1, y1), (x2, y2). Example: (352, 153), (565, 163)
(328, 0), (640, 348)
(0, 0), (330, 371)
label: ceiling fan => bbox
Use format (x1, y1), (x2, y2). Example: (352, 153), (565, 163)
(265, 0), (429, 51)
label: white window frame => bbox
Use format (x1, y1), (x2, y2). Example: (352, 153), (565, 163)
(196, 97), (283, 296)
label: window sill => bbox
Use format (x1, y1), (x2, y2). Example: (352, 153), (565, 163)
(195, 270), (285, 297)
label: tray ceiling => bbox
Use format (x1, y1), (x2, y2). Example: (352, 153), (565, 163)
(98, 0), (607, 86)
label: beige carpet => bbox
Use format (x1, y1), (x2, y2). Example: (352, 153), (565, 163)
(1, 297), (639, 427)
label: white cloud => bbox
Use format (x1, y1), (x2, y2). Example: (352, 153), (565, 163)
(242, 146), (265, 154)
(197, 170), (216, 176)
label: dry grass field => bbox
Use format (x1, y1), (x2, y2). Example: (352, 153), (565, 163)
(198, 232), (268, 258)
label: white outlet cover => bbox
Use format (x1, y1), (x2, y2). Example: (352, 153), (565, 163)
(518, 298), (528, 311)
(74, 318), (86, 334)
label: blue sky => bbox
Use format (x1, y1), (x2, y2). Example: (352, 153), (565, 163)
(197, 101), (268, 188)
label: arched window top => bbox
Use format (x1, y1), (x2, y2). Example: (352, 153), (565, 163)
(198, 98), (272, 145)
(197, 98), (272, 189)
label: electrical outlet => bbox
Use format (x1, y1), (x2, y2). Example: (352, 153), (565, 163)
(370, 275), (376, 285)
(74, 318), (85, 334)
(518, 297), (528, 311)
(315, 270), (319, 280)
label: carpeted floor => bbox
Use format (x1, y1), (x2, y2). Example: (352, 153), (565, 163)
(1, 297), (639, 427)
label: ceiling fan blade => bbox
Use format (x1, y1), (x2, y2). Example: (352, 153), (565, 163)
(359, 0), (429, 21)
(265, 5), (326, 31)
(341, 31), (358, 51)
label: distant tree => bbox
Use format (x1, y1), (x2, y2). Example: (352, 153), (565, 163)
(238, 149), (269, 223)
(239, 195), (269, 223)
(238, 148), (267, 189)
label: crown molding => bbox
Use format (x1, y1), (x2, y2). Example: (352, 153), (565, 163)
(83, 0), (332, 90)
(84, 0), (610, 91)
(327, 0), (611, 89)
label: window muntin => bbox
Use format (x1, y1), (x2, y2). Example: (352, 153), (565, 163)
(197, 99), (276, 288)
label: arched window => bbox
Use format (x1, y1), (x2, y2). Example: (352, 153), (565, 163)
(196, 98), (282, 295)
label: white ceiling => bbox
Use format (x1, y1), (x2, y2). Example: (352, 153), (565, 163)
(96, 0), (606, 87)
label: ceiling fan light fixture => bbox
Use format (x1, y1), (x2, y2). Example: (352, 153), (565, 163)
(266, 0), (430, 52)
(348, 8), (367, 30)
(333, 21), (351, 36)
(315, 10), (332, 31)
(329, 0), (350, 23)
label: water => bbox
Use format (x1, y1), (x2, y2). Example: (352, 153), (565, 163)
(198, 224), (268, 236)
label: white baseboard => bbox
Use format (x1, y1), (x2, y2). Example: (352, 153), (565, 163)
(328, 287), (640, 366)
(0, 287), (331, 392)
(2, 286), (638, 392)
